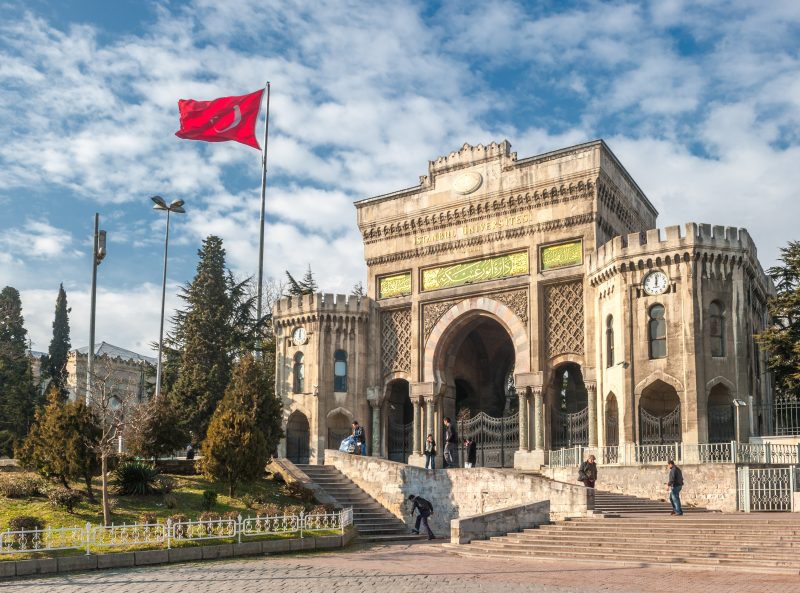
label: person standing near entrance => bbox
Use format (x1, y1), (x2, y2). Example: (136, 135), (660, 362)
(464, 437), (477, 468)
(352, 421), (366, 456)
(424, 434), (437, 470)
(578, 454), (597, 488)
(443, 417), (457, 468)
(408, 494), (435, 540)
(667, 459), (684, 516)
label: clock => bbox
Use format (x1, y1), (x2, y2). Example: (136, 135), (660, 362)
(643, 271), (668, 296)
(292, 327), (307, 346)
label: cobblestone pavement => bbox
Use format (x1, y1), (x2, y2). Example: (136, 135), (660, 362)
(4, 541), (799, 593)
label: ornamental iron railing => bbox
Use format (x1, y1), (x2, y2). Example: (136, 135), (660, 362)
(387, 420), (412, 463)
(551, 407), (588, 449)
(458, 412), (519, 468)
(639, 405), (681, 445)
(755, 397), (800, 436)
(0, 509), (353, 556)
(737, 466), (797, 512)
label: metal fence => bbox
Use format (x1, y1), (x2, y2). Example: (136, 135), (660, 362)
(737, 466), (797, 512)
(755, 397), (800, 436)
(0, 509), (353, 556)
(548, 441), (800, 467)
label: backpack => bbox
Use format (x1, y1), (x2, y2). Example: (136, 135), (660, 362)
(577, 462), (588, 482)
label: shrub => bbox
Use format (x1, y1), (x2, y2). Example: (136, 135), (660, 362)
(139, 512), (158, 525)
(198, 511), (221, 522)
(221, 511), (239, 522)
(201, 489), (217, 511)
(9, 515), (45, 532)
(163, 492), (178, 509)
(256, 503), (281, 517)
(113, 461), (161, 496)
(47, 487), (81, 513)
(154, 475), (177, 494)
(284, 504), (305, 517)
(240, 493), (257, 509)
(0, 474), (47, 498)
(310, 504), (336, 515)
(281, 481), (314, 503)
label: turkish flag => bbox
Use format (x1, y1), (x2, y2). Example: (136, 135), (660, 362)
(175, 89), (264, 149)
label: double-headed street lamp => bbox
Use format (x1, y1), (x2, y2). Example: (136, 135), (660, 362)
(151, 196), (186, 399)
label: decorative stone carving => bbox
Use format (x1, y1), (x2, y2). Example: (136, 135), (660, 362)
(381, 308), (411, 377)
(452, 171), (483, 195)
(544, 280), (585, 358)
(422, 251), (528, 292)
(422, 299), (461, 342)
(491, 289), (529, 327)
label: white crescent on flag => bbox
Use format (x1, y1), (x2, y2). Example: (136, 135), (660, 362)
(214, 105), (242, 133)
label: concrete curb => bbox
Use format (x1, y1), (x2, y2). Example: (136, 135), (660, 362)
(0, 531), (355, 580)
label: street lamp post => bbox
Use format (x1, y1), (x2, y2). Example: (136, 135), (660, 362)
(87, 213), (107, 404)
(151, 196), (186, 400)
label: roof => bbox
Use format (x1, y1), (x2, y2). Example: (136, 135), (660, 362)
(74, 341), (157, 365)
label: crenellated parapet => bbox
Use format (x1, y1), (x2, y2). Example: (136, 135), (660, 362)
(272, 293), (372, 331)
(423, 140), (516, 182)
(588, 222), (773, 299)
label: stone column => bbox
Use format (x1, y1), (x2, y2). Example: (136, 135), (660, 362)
(534, 387), (544, 450)
(369, 399), (381, 457)
(425, 397), (435, 444)
(586, 381), (598, 448)
(517, 388), (529, 452)
(412, 398), (422, 455)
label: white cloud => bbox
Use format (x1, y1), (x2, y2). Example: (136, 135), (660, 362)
(0, 220), (80, 260)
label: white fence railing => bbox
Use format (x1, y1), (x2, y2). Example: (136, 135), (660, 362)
(737, 466), (797, 512)
(0, 509), (353, 556)
(548, 441), (800, 467)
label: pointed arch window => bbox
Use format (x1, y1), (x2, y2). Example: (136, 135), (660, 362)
(293, 352), (304, 393)
(334, 350), (347, 392)
(710, 300), (725, 357)
(648, 304), (666, 359)
(606, 315), (614, 368)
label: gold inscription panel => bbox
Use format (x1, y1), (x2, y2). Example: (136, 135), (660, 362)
(540, 240), (583, 271)
(378, 272), (412, 299)
(422, 251), (529, 292)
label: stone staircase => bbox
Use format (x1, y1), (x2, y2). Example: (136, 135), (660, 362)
(449, 515), (800, 573)
(593, 490), (711, 515)
(296, 464), (422, 542)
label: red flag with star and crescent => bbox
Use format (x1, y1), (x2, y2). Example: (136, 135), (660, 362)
(175, 89), (264, 149)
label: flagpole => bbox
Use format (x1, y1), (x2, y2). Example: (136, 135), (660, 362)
(255, 82), (271, 358)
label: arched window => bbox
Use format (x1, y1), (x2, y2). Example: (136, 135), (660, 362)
(606, 315), (614, 368)
(648, 304), (666, 359)
(710, 300), (725, 357)
(334, 350), (347, 392)
(293, 352), (304, 393)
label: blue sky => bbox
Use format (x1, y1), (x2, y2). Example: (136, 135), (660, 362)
(1, 0), (799, 353)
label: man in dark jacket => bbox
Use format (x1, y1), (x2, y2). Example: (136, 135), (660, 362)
(667, 459), (684, 516)
(352, 421), (366, 456)
(464, 437), (477, 468)
(443, 417), (457, 468)
(578, 455), (597, 488)
(408, 494), (435, 540)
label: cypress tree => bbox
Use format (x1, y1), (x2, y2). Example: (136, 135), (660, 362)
(169, 236), (233, 441)
(0, 286), (37, 439)
(44, 284), (71, 400)
(201, 353), (279, 496)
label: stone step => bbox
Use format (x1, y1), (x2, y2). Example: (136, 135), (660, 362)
(499, 534), (800, 551)
(532, 525), (800, 536)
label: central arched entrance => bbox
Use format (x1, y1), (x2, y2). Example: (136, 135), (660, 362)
(447, 316), (518, 467)
(549, 363), (589, 449)
(386, 379), (412, 462)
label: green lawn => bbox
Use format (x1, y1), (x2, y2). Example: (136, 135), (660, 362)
(0, 472), (310, 530)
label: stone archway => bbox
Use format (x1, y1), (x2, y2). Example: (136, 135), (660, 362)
(605, 392), (619, 447)
(285, 411), (310, 464)
(548, 362), (588, 448)
(385, 379), (412, 462)
(707, 382), (734, 443)
(326, 407), (353, 449)
(639, 380), (682, 445)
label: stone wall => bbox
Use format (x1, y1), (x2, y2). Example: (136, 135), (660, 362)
(325, 450), (591, 535)
(542, 463), (738, 512)
(451, 500), (550, 544)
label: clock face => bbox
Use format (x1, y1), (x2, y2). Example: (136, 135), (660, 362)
(292, 327), (307, 346)
(643, 271), (668, 296)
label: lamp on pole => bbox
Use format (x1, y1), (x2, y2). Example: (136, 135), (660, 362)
(151, 196), (185, 400)
(87, 213), (107, 405)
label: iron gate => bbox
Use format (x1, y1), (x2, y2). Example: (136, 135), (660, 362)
(737, 466), (797, 512)
(458, 412), (519, 468)
(387, 420), (412, 462)
(708, 405), (734, 443)
(286, 432), (310, 464)
(605, 414), (619, 447)
(551, 407), (588, 449)
(639, 405), (681, 445)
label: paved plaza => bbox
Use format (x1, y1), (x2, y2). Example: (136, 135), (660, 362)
(4, 541), (799, 593)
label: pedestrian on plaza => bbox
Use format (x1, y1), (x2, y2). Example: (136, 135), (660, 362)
(185, 443), (194, 460)
(578, 454), (597, 488)
(408, 494), (435, 540)
(464, 437), (477, 468)
(424, 434), (437, 470)
(667, 459), (684, 516)
(352, 421), (366, 456)
(443, 417), (457, 468)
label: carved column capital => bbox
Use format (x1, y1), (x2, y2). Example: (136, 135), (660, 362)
(585, 381), (597, 396)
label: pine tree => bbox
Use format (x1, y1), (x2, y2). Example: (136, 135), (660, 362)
(44, 284), (71, 400)
(0, 286), (37, 439)
(351, 281), (365, 298)
(285, 265), (317, 296)
(201, 354), (277, 496)
(757, 241), (800, 398)
(169, 236), (234, 441)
